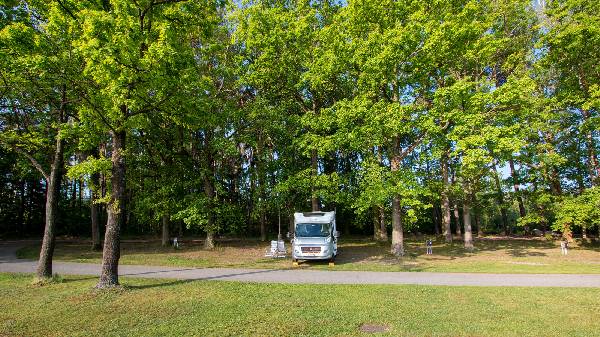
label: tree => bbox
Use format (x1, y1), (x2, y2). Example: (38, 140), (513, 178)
(74, 0), (218, 287)
(0, 2), (81, 279)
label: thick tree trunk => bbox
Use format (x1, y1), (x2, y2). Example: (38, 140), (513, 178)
(509, 159), (526, 219)
(391, 195), (404, 256)
(390, 137), (404, 256)
(161, 214), (169, 247)
(96, 129), (126, 288)
(205, 231), (215, 250)
(441, 151), (452, 242)
(463, 186), (474, 251)
(36, 135), (64, 279)
(90, 171), (101, 251)
(311, 149), (320, 211)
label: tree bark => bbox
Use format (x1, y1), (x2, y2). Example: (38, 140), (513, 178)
(390, 137), (404, 256)
(204, 162), (216, 250)
(36, 133), (64, 279)
(36, 85), (67, 280)
(432, 205), (441, 235)
(96, 129), (126, 288)
(373, 206), (381, 240)
(441, 150), (452, 242)
(509, 159), (526, 219)
(453, 201), (462, 237)
(161, 214), (169, 247)
(378, 205), (388, 241)
(492, 163), (509, 235)
(463, 183), (474, 251)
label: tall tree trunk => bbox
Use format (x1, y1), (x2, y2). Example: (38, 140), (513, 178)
(432, 205), (441, 235)
(203, 139), (216, 250)
(161, 214), (169, 247)
(97, 129), (126, 288)
(509, 159), (526, 219)
(379, 205), (388, 241)
(311, 149), (320, 211)
(90, 171), (101, 251)
(441, 150), (453, 242)
(373, 205), (387, 242)
(256, 132), (267, 241)
(453, 201), (462, 237)
(492, 163), (509, 235)
(36, 134), (65, 279)
(373, 206), (382, 241)
(463, 182), (474, 251)
(372, 146), (387, 242)
(390, 136), (404, 256)
(475, 211), (483, 237)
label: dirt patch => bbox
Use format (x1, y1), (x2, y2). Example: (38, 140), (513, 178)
(359, 323), (390, 333)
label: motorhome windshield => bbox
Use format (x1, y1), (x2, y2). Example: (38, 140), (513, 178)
(295, 223), (331, 237)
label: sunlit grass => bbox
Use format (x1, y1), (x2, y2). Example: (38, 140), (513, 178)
(1, 273), (599, 336)
(16, 237), (600, 274)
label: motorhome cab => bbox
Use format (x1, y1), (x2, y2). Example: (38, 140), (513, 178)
(291, 211), (339, 263)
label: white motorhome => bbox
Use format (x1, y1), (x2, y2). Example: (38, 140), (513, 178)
(290, 211), (339, 263)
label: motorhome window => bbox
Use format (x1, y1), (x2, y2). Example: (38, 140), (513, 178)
(295, 223), (331, 237)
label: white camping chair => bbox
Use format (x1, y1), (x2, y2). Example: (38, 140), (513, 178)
(265, 240), (286, 258)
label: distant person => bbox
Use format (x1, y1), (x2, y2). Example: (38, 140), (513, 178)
(426, 239), (433, 255)
(560, 239), (568, 256)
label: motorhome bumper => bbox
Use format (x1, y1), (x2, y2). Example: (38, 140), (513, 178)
(293, 247), (334, 260)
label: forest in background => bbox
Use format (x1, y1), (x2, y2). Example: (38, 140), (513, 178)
(0, 0), (598, 285)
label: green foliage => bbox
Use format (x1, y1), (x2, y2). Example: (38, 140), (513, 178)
(553, 187), (600, 232)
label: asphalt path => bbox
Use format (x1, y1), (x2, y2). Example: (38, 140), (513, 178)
(2, 241), (600, 287)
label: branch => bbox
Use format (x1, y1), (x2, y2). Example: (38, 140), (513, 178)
(12, 146), (50, 181)
(153, 0), (189, 6)
(56, 0), (78, 21)
(398, 133), (426, 161)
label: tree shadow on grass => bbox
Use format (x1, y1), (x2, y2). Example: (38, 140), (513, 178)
(125, 279), (196, 290)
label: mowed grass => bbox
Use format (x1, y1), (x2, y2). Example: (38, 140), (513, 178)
(17, 237), (600, 274)
(1, 273), (599, 337)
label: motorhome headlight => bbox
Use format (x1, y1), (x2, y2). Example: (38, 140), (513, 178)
(325, 236), (332, 243)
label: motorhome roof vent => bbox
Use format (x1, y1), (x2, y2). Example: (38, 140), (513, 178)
(303, 212), (325, 217)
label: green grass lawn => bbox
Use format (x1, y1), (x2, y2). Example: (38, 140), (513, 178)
(16, 237), (600, 274)
(0, 273), (599, 336)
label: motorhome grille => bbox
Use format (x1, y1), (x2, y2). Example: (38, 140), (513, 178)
(301, 247), (321, 253)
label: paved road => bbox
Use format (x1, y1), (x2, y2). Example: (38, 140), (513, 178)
(2, 241), (600, 287)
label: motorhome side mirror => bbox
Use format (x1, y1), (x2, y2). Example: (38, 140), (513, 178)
(334, 231), (340, 238)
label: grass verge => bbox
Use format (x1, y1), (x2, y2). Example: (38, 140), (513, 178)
(1, 272), (599, 336)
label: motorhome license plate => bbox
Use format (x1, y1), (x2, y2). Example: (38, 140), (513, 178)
(301, 247), (321, 255)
